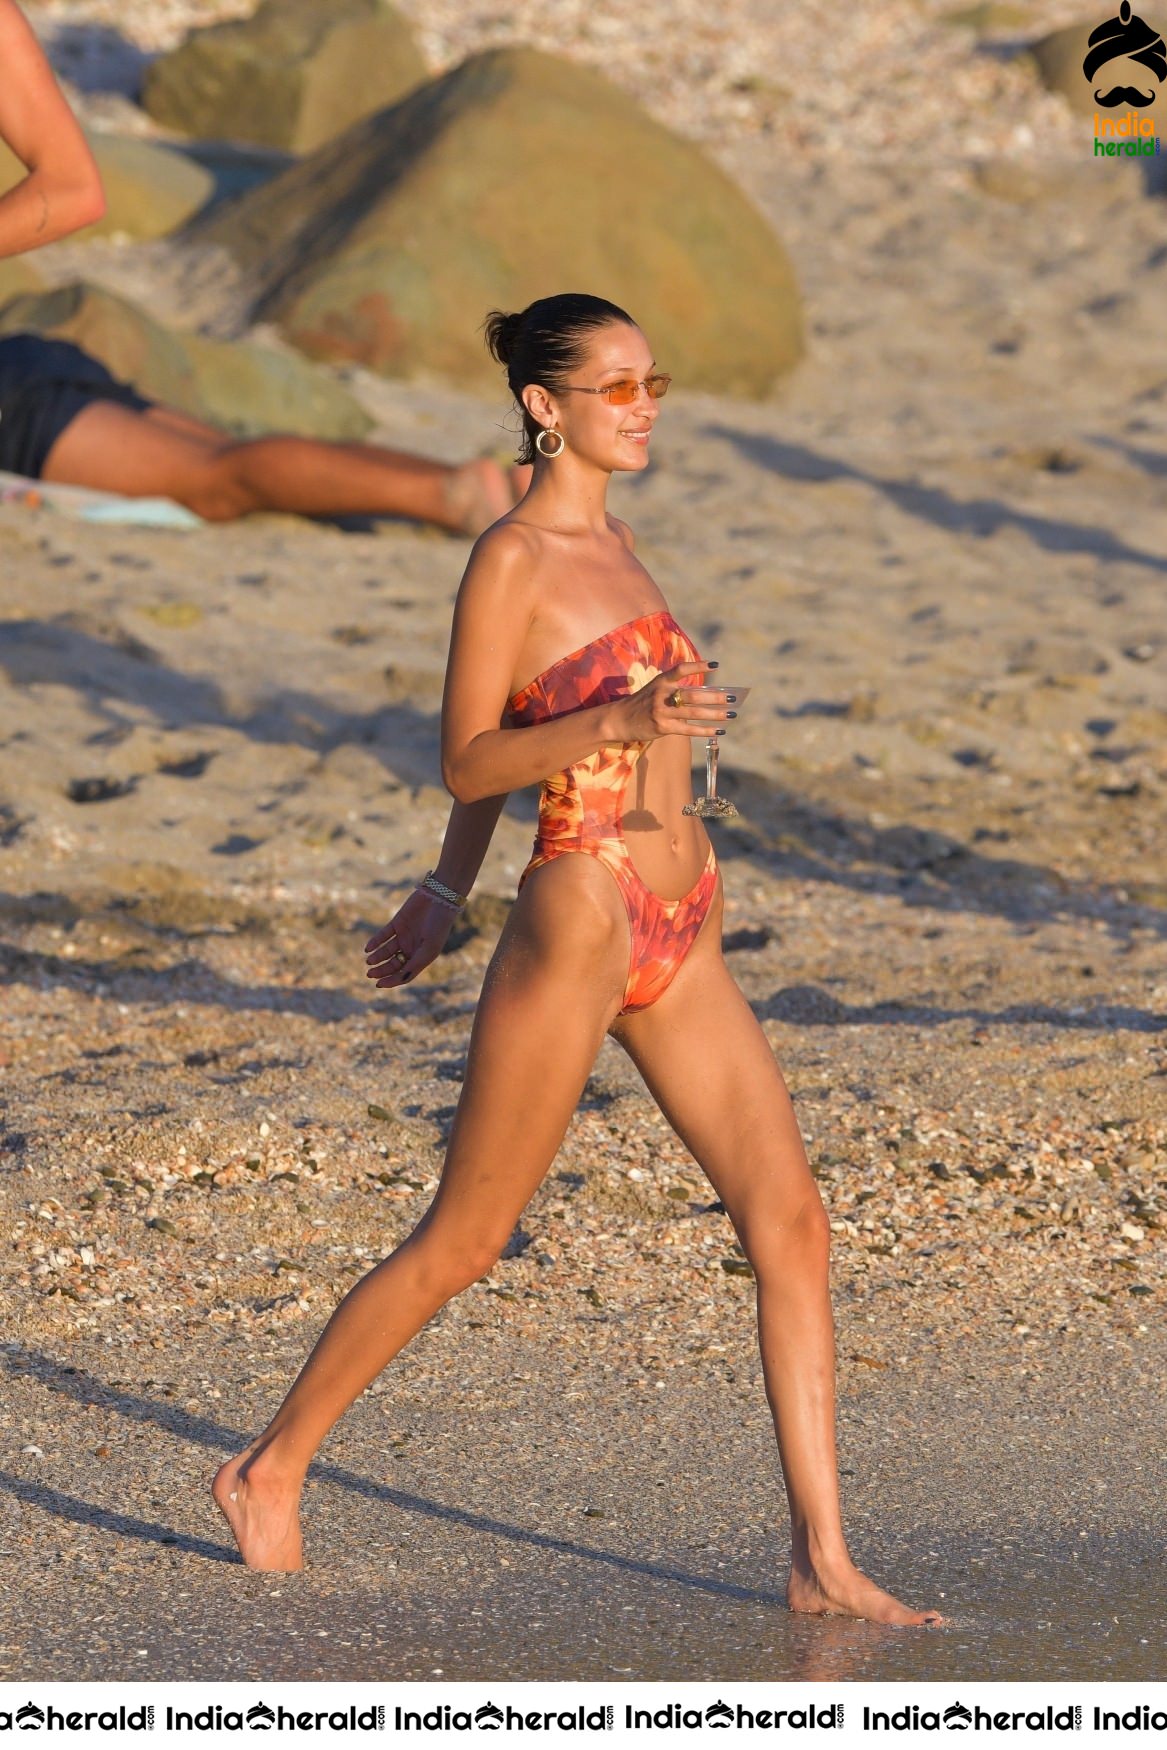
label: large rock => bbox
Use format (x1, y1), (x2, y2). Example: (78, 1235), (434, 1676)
(0, 282), (200, 410)
(177, 139), (295, 207)
(87, 134), (215, 237)
(0, 281), (372, 440)
(181, 332), (372, 438)
(196, 47), (804, 397)
(0, 132), (214, 240)
(141, 0), (428, 154)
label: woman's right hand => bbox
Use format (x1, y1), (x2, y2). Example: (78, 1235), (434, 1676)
(606, 661), (729, 743)
(365, 887), (462, 989)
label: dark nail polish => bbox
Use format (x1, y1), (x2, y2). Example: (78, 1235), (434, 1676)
(726, 710), (737, 719)
(708, 660), (719, 668)
(725, 695), (737, 704)
(716, 728), (726, 736)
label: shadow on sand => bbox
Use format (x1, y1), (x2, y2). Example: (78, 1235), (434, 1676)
(3, 618), (1163, 966)
(0, 1344), (787, 1606)
(705, 423), (1167, 576)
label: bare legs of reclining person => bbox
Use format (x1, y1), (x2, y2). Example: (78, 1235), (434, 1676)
(41, 400), (530, 535)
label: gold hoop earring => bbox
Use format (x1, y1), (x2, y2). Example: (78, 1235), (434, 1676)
(536, 427), (565, 458)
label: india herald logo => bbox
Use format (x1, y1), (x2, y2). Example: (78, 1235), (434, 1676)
(1084, 1), (1167, 106)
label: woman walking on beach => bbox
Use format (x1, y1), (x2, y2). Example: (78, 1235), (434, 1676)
(215, 292), (942, 1626)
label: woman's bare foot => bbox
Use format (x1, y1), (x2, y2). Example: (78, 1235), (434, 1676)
(212, 1445), (304, 1572)
(443, 457), (526, 535)
(787, 1556), (945, 1626)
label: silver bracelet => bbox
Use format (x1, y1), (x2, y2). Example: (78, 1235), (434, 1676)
(420, 869), (468, 910)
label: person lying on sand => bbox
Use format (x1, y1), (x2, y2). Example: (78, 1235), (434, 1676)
(0, 332), (530, 535)
(0, 0), (106, 256)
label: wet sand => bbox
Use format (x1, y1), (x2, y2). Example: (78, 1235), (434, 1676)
(4, 1329), (1166, 1679)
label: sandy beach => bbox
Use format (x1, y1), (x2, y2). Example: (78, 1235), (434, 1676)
(1, 0), (1165, 1682)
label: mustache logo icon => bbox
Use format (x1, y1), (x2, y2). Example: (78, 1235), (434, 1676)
(1094, 82), (1158, 102)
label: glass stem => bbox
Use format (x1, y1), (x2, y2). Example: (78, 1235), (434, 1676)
(705, 735), (720, 800)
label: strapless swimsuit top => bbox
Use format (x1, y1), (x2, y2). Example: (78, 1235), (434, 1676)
(505, 607), (703, 728)
(505, 607), (719, 1017)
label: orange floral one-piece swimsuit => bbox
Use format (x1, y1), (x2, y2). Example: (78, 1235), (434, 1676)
(504, 607), (719, 1016)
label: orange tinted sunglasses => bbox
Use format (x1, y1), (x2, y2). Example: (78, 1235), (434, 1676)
(561, 374), (671, 406)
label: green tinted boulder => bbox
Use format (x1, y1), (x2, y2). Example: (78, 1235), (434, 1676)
(141, 0), (428, 153)
(0, 282), (201, 411)
(182, 333), (372, 438)
(0, 280), (371, 439)
(197, 46), (803, 397)
(87, 134), (214, 237)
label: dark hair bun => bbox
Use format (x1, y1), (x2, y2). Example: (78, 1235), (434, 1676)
(483, 308), (523, 370)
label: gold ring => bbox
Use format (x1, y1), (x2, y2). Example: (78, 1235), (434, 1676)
(669, 688), (685, 707)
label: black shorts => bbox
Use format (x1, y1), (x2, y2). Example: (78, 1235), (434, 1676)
(0, 333), (153, 479)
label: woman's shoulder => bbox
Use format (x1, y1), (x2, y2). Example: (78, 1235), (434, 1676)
(456, 519), (542, 633)
(471, 511), (634, 559)
(464, 515), (552, 586)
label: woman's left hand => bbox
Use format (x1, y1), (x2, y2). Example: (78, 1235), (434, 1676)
(364, 887), (461, 988)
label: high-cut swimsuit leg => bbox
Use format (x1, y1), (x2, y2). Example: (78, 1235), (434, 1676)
(505, 608), (719, 1016)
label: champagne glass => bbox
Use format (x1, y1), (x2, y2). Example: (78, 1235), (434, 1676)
(682, 684), (751, 818)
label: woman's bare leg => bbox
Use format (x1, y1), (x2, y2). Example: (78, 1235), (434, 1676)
(609, 881), (944, 1626)
(213, 856), (631, 1570)
(41, 401), (530, 534)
